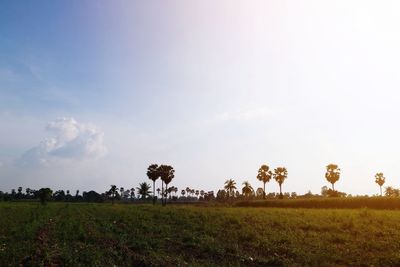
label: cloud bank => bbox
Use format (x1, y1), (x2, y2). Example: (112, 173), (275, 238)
(17, 118), (107, 167)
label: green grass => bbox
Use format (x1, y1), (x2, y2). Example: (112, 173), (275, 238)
(1, 202), (400, 266)
(235, 196), (400, 209)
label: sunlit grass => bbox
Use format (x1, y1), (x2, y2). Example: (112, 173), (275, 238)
(1, 202), (400, 266)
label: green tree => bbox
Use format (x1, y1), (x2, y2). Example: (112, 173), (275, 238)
(108, 185), (118, 204)
(242, 181), (254, 198)
(257, 165), (272, 199)
(325, 164), (340, 191)
(37, 188), (53, 205)
(273, 167), (288, 199)
(256, 187), (264, 198)
(147, 164), (160, 205)
(25, 188), (31, 199)
(17, 187), (22, 199)
(375, 173), (386, 196)
(224, 179), (237, 198)
(385, 186), (395, 197)
(158, 165), (175, 206)
(130, 188), (135, 201)
(137, 182), (151, 200)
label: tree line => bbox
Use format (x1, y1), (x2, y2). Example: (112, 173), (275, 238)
(0, 163), (394, 204)
(216, 163), (391, 200)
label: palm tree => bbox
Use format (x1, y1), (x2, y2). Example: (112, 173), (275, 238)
(224, 179), (237, 198)
(167, 187), (173, 199)
(181, 189), (186, 197)
(17, 187), (22, 199)
(257, 165), (272, 199)
(325, 164), (340, 191)
(375, 173), (386, 196)
(137, 182), (151, 200)
(168, 186), (177, 198)
(130, 188), (135, 200)
(273, 167), (288, 198)
(25, 188), (31, 198)
(108, 185), (118, 204)
(158, 165), (175, 206)
(147, 164), (160, 205)
(242, 181), (254, 198)
(195, 190), (199, 198)
(186, 187), (190, 197)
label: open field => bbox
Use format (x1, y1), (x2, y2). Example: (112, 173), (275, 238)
(1, 202), (400, 266)
(235, 197), (400, 209)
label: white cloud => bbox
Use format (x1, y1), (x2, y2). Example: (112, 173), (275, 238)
(17, 118), (107, 167)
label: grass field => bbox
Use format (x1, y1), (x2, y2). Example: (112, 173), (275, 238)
(235, 196), (400, 209)
(1, 202), (400, 266)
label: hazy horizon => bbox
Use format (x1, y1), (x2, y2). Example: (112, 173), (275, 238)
(1, 0), (400, 195)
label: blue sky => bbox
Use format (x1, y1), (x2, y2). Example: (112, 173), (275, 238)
(1, 0), (400, 195)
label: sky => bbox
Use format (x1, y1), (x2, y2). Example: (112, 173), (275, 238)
(1, 0), (400, 195)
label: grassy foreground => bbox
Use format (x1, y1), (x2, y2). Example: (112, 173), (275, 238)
(1, 203), (400, 266)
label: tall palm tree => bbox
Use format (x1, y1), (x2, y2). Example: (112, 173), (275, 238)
(257, 165), (272, 199)
(242, 181), (254, 198)
(181, 189), (186, 197)
(224, 179), (237, 198)
(147, 164), (160, 205)
(108, 185), (118, 204)
(375, 173), (386, 196)
(137, 182), (151, 200)
(325, 164), (340, 191)
(158, 165), (175, 206)
(273, 167), (288, 199)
